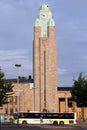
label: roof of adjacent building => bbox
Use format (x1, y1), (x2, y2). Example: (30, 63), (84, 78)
(57, 87), (72, 91)
(7, 76), (33, 83)
(7, 77), (72, 91)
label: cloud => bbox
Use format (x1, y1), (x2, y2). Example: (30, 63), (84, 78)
(0, 49), (27, 60)
(0, 49), (32, 78)
(0, 0), (87, 86)
(58, 68), (67, 75)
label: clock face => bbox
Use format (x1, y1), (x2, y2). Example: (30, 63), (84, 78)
(40, 12), (48, 20)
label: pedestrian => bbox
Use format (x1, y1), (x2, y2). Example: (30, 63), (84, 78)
(40, 115), (43, 124)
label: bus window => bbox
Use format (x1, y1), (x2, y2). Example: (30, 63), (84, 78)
(34, 113), (40, 118)
(46, 114), (52, 119)
(58, 113), (64, 119)
(52, 113), (58, 119)
(69, 113), (74, 119)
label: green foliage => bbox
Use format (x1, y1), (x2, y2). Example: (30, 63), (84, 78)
(71, 72), (87, 107)
(0, 70), (14, 107)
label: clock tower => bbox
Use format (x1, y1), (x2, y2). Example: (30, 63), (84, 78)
(33, 4), (58, 112)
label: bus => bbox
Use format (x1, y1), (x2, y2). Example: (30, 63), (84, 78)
(13, 112), (77, 125)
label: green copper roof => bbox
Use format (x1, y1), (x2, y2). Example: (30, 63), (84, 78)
(35, 4), (55, 37)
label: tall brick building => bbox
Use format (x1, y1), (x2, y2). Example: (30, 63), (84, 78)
(33, 4), (58, 112)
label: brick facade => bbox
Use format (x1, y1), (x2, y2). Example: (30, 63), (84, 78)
(33, 26), (58, 112)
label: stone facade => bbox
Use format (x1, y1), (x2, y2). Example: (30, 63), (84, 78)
(1, 81), (34, 121)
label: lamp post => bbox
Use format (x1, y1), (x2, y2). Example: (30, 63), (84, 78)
(15, 64), (21, 124)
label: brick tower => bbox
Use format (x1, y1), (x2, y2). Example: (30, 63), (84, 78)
(33, 4), (58, 112)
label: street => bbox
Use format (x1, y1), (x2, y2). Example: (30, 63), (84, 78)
(0, 124), (87, 130)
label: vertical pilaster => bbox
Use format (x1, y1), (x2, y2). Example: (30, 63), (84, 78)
(65, 93), (68, 112)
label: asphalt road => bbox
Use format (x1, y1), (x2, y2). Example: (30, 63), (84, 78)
(0, 124), (87, 130)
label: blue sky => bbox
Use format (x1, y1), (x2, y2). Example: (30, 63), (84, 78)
(0, 0), (87, 87)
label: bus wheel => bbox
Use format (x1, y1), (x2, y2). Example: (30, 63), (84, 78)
(59, 121), (64, 125)
(53, 121), (58, 125)
(22, 120), (27, 124)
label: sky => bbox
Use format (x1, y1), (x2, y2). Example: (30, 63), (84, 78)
(0, 0), (87, 87)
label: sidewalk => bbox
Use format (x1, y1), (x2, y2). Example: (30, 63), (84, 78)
(77, 119), (87, 125)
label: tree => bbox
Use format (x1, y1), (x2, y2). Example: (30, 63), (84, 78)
(71, 72), (87, 120)
(0, 70), (14, 107)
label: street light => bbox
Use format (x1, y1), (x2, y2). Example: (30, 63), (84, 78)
(15, 64), (21, 124)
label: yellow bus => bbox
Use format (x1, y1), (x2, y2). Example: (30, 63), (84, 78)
(13, 112), (77, 125)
